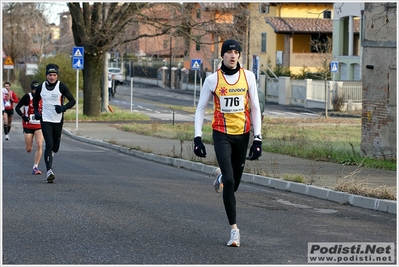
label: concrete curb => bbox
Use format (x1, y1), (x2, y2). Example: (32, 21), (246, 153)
(63, 129), (396, 215)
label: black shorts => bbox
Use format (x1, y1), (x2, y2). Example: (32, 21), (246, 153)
(23, 128), (41, 134)
(4, 109), (13, 117)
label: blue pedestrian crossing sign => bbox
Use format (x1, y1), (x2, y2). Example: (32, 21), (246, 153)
(72, 46), (84, 70)
(73, 47), (84, 57)
(72, 58), (84, 69)
(191, 59), (202, 70)
(330, 61), (339, 73)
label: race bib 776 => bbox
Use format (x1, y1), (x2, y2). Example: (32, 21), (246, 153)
(220, 95), (244, 113)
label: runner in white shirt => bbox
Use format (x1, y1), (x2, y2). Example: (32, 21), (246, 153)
(33, 63), (76, 183)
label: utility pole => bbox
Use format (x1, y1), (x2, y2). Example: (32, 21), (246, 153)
(101, 3), (109, 112)
(169, 34), (172, 89)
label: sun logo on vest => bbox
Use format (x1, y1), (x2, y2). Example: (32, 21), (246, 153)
(219, 86), (228, 96)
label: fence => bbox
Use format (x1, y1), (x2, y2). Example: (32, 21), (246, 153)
(265, 78), (279, 102)
(339, 81), (362, 102)
(265, 76), (362, 111)
(123, 60), (206, 88)
(123, 64), (363, 111)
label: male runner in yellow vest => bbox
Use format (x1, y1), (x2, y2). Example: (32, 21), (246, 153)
(194, 39), (262, 247)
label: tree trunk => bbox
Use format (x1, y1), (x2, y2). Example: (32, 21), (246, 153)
(83, 54), (103, 116)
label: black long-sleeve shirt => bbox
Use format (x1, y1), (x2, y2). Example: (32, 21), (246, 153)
(15, 93), (31, 118)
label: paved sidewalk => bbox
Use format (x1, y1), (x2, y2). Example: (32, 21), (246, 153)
(63, 122), (397, 214)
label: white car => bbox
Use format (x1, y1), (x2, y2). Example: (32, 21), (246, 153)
(108, 68), (124, 84)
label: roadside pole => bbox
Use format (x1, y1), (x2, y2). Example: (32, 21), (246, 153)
(190, 58), (201, 107)
(194, 70), (197, 107)
(76, 69), (79, 129)
(130, 77), (133, 113)
(330, 61), (339, 118)
(102, 53), (109, 112)
(3, 56), (14, 82)
(72, 46), (84, 130)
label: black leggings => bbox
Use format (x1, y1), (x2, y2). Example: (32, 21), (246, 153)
(41, 121), (63, 171)
(213, 130), (250, 225)
(3, 109), (13, 134)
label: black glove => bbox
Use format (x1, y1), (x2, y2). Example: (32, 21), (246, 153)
(247, 140), (262, 160)
(22, 115), (30, 122)
(194, 137), (207, 158)
(55, 105), (67, 114)
(34, 111), (42, 121)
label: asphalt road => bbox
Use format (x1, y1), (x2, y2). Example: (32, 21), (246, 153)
(2, 120), (396, 265)
(110, 83), (204, 121)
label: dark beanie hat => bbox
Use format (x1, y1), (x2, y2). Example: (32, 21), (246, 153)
(30, 80), (40, 90)
(46, 63), (59, 75)
(221, 39), (242, 57)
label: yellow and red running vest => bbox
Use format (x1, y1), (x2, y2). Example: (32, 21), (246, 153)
(212, 68), (250, 135)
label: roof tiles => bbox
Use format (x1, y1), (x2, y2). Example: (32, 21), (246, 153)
(266, 17), (360, 34)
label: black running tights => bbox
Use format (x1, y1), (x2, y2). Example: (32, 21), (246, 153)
(212, 130), (250, 225)
(41, 122), (63, 171)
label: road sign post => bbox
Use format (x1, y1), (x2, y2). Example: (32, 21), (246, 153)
(131, 77), (134, 113)
(330, 61), (339, 74)
(328, 61), (340, 119)
(191, 59), (202, 107)
(72, 47), (84, 70)
(330, 61), (339, 83)
(3, 55), (14, 81)
(252, 55), (260, 81)
(72, 46), (84, 129)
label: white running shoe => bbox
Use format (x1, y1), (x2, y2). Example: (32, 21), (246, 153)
(5, 135), (9, 140)
(47, 169), (55, 183)
(213, 168), (223, 193)
(227, 229), (240, 247)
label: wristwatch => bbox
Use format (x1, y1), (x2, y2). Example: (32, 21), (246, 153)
(254, 134), (262, 140)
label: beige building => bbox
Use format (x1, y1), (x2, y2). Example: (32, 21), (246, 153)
(246, 2), (334, 75)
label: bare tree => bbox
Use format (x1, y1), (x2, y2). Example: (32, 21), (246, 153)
(2, 3), (41, 80)
(3, 3), (32, 64)
(67, 3), (164, 116)
(66, 2), (249, 116)
(310, 36), (333, 117)
(2, 3), (58, 63)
